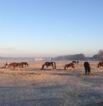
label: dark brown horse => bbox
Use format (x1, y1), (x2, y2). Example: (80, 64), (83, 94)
(64, 63), (75, 70)
(98, 61), (103, 68)
(20, 62), (29, 68)
(41, 62), (56, 70)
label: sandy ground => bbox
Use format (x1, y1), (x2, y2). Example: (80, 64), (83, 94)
(0, 61), (103, 106)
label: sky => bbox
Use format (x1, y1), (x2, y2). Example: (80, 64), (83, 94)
(0, 0), (103, 57)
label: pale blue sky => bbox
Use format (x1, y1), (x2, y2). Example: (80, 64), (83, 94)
(0, 0), (103, 57)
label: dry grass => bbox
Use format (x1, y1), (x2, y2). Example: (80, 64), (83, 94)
(0, 60), (103, 106)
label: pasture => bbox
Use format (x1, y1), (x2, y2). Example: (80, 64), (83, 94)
(0, 60), (103, 106)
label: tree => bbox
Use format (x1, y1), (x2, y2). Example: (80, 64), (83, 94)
(98, 50), (103, 56)
(93, 50), (103, 60)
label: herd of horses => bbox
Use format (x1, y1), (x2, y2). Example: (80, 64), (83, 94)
(0, 60), (103, 70)
(41, 61), (79, 70)
(41, 61), (103, 70)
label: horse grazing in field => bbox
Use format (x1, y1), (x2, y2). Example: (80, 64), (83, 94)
(8, 62), (20, 69)
(20, 62), (29, 68)
(97, 61), (103, 68)
(41, 62), (56, 70)
(64, 63), (75, 70)
(8, 62), (28, 69)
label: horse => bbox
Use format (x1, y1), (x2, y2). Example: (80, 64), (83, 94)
(64, 63), (75, 70)
(97, 61), (103, 68)
(41, 62), (56, 70)
(84, 62), (91, 75)
(8, 62), (28, 69)
(20, 62), (29, 68)
(8, 62), (19, 69)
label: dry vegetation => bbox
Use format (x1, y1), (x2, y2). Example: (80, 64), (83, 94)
(0, 60), (103, 106)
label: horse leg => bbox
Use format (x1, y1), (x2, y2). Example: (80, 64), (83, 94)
(41, 64), (45, 70)
(52, 64), (54, 69)
(72, 65), (75, 69)
(21, 64), (25, 68)
(26, 64), (29, 67)
(13, 66), (15, 70)
(97, 64), (99, 68)
(64, 65), (67, 70)
(20, 64), (23, 68)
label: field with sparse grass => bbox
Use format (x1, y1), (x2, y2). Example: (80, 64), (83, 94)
(0, 60), (103, 106)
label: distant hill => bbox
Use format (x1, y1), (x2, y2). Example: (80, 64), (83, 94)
(52, 54), (86, 61)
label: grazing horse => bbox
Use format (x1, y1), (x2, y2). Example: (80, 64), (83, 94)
(20, 62), (29, 68)
(8, 62), (27, 69)
(41, 62), (56, 70)
(98, 61), (103, 68)
(64, 63), (75, 70)
(8, 62), (20, 69)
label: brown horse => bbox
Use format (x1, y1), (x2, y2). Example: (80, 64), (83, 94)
(41, 62), (56, 70)
(20, 62), (29, 68)
(8, 62), (20, 69)
(98, 61), (103, 68)
(64, 63), (75, 70)
(8, 62), (28, 69)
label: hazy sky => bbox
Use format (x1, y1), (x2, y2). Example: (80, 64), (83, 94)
(0, 0), (103, 57)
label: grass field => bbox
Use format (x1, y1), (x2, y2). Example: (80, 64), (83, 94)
(0, 60), (103, 106)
